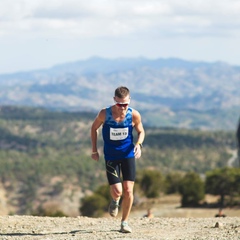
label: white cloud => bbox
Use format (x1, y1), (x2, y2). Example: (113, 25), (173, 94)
(0, 0), (240, 73)
(1, 0), (240, 38)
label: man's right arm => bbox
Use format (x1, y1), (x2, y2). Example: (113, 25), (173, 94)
(90, 109), (105, 161)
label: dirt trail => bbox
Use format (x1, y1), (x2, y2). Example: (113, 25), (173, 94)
(227, 149), (238, 167)
(0, 215), (240, 240)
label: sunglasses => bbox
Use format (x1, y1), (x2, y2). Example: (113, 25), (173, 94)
(115, 101), (130, 108)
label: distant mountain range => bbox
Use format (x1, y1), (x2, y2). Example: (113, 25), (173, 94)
(0, 57), (239, 130)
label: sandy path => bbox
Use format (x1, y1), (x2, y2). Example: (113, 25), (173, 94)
(1, 216), (240, 239)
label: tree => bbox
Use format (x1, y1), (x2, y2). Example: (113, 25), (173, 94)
(205, 167), (240, 207)
(139, 170), (164, 198)
(179, 172), (205, 207)
(164, 172), (183, 194)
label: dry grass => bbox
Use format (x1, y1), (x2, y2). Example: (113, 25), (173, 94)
(131, 194), (240, 218)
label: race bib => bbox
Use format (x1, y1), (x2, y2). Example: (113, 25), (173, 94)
(110, 127), (128, 140)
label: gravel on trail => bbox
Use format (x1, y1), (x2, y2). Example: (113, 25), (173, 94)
(1, 215), (240, 240)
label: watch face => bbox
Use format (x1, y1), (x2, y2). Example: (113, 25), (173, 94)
(139, 143), (143, 149)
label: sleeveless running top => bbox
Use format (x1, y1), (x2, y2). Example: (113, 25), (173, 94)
(102, 106), (135, 161)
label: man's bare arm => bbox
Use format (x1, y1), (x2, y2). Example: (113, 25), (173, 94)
(132, 110), (145, 159)
(90, 109), (105, 161)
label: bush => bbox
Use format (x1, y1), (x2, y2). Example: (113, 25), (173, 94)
(139, 169), (164, 198)
(205, 167), (240, 207)
(179, 172), (205, 207)
(33, 203), (67, 217)
(164, 172), (183, 194)
(95, 184), (111, 201)
(80, 194), (108, 217)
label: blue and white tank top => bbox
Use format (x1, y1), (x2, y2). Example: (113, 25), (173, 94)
(102, 106), (135, 161)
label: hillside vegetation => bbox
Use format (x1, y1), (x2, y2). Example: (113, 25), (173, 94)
(0, 106), (238, 215)
(0, 57), (240, 130)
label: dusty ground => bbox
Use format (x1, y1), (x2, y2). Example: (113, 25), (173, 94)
(1, 195), (240, 239)
(0, 215), (240, 240)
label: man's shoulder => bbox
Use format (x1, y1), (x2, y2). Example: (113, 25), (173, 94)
(131, 108), (142, 123)
(131, 108), (141, 116)
(98, 108), (108, 122)
(99, 106), (114, 121)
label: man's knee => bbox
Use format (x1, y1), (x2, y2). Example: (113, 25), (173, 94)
(111, 184), (123, 197)
(125, 191), (133, 199)
(123, 187), (134, 198)
(114, 188), (122, 197)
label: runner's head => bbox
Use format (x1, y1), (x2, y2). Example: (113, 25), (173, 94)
(114, 86), (131, 110)
(114, 86), (130, 99)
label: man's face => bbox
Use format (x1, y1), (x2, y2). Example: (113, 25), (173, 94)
(114, 95), (130, 113)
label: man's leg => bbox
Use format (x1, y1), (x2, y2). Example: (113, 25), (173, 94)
(110, 183), (122, 201)
(118, 158), (135, 232)
(119, 180), (134, 233)
(121, 180), (134, 222)
(105, 160), (122, 216)
(109, 183), (122, 217)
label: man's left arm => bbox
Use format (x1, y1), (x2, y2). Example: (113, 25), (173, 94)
(133, 110), (145, 159)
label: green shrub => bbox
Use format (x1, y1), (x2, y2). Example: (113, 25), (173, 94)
(179, 172), (205, 207)
(80, 194), (108, 217)
(139, 169), (164, 198)
(165, 172), (183, 194)
(205, 167), (240, 207)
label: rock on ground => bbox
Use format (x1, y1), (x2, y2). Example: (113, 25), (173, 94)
(0, 216), (240, 239)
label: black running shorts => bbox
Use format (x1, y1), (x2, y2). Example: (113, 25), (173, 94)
(105, 158), (136, 185)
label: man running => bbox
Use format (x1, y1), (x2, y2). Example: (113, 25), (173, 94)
(91, 86), (145, 233)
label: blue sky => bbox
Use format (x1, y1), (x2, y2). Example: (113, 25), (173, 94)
(1, 0), (240, 74)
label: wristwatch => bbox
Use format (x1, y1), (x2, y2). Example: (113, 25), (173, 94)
(137, 142), (143, 149)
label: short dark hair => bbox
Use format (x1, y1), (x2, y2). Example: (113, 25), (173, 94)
(114, 86), (130, 98)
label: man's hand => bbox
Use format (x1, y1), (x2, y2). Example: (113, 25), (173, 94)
(134, 145), (142, 159)
(91, 152), (99, 161)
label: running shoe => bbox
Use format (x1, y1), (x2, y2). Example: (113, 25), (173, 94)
(120, 221), (132, 233)
(108, 199), (119, 217)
